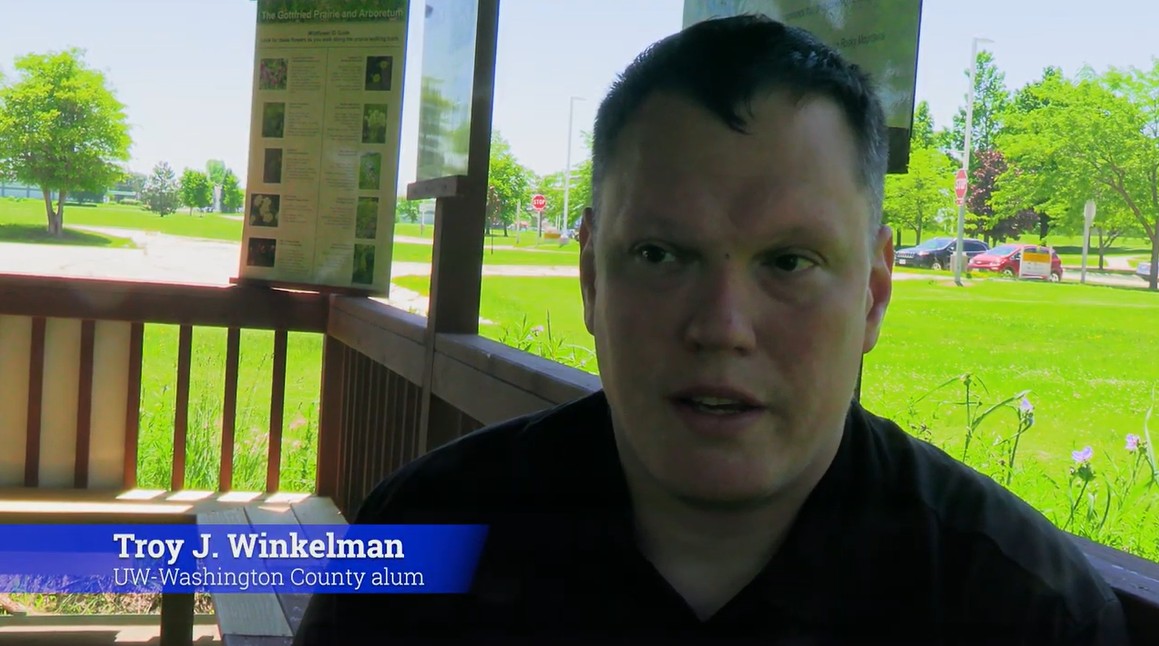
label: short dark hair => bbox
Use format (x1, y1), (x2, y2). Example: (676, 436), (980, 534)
(591, 14), (888, 230)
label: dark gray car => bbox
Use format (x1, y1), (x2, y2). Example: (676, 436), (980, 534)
(895, 237), (989, 270)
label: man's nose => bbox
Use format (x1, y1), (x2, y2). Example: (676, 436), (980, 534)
(681, 265), (758, 355)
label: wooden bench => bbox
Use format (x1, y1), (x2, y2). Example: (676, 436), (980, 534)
(197, 495), (347, 646)
(0, 487), (338, 646)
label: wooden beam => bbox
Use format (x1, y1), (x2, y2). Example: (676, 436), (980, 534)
(266, 329), (288, 493)
(122, 323), (144, 489)
(418, 0), (502, 454)
(220, 327), (241, 491)
(0, 275), (328, 333)
(407, 175), (466, 200)
(316, 335), (346, 499)
(24, 317), (45, 487)
(73, 320), (96, 488)
(172, 325), (193, 491)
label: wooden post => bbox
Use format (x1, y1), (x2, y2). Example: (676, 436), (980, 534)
(408, 0), (502, 456)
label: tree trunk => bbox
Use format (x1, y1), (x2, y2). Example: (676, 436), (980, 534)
(43, 188), (65, 236)
(916, 218), (923, 245)
(53, 192), (67, 236)
(42, 188), (56, 235)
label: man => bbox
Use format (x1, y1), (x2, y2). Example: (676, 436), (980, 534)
(296, 15), (1128, 644)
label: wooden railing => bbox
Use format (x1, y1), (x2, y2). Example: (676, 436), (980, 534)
(0, 274), (327, 492)
(317, 295), (600, 514)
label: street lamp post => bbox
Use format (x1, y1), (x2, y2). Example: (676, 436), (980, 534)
(953, 37), (994, 287)
(562, 96), (585, 234)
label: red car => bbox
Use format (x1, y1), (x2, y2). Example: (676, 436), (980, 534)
(967, 243), (1064, 282)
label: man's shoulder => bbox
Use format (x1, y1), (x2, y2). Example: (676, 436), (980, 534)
(854, 405), (1123, 635)
(353, 390), (610, 523)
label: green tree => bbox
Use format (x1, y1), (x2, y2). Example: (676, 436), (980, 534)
(533, 172), (564, 235)
(205, 159), (227, 211)
(0, 49), (130, 235)
(950, 50), (1011, 159)
(118, 171), (147, 198)
(487, 133), (533, 235)
(396, 195), (420, 223)
(205, 159), (227, 187)
(142, 161), (180, 216)
(997, 67), (1159, 289)
(179, 169), (212, 215)
(883, 144), (956, 246)
(220, 169), (244, 213)
(911, 101), (935, 149)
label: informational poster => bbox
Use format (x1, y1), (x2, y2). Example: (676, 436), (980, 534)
(682, 0), (923, 173)
(237, 0), (410, 295)
(415, 0), (479, 181)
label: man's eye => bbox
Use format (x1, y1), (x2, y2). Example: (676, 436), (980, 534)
(769, 254), (817, 273)
(633, 244), (677, 264)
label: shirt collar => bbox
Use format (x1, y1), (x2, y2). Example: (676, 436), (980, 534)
(522, 391), (869, 623)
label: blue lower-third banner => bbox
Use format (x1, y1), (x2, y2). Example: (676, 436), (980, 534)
(0, 524), (489, 594)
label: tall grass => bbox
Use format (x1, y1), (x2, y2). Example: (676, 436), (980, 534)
(886, 374), (1158, 561)
(135, 325), (323, 492)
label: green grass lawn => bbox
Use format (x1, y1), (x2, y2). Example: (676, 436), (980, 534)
(395, 274), (1158, 463)
(0, 197), (243, 241)
(390, 240), (578, 266)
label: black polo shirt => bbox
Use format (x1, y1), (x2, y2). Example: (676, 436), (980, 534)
(294, 390), (1128, 644)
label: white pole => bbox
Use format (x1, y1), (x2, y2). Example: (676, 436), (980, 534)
(1081, 199), (1096, 284)
(954, 37), (993, 286)
(562, 96), (584, 233)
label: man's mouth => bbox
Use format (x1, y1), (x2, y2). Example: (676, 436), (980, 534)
(670, 387), (765, 416)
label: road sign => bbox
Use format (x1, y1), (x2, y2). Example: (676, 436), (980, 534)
(954, 168), (968, 205)
(531, 194), (546, 212)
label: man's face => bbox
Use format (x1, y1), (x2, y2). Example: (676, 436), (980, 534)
(579, 91), (893, 505)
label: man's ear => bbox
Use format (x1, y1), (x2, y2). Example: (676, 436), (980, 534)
(863, 225), (894, 354)
(579, 207), (597, 335)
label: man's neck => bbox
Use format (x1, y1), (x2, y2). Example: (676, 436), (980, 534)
(621, 438), (841, 620)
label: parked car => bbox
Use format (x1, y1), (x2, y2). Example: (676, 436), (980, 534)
(968, 243), (1064, 282)
(894, 237), (989, 270)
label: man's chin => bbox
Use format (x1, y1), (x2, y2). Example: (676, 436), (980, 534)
(668, 485), (783, 512)
(655, 462), (791, 511)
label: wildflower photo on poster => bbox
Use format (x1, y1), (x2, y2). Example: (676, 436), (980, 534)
(249, 194), (280, 227)
(247, 238), (277, 267)
(364, 55), (393, 91)
(259, 58), (288, 90)
(264, 148), (283, 184)
(362, 104), (388, 144)
(356, 197), (379, 239)
(352, 244), (375, 285)
(262, 102), (286, 138)
(358, 152), (382, 190)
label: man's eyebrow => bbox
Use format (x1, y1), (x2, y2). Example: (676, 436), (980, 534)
(618, 210), (848, 245)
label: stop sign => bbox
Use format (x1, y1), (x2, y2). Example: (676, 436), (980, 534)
(954, 168), (968, 205)
(531, 194), (546, 212)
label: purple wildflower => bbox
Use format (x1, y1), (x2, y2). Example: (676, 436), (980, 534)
(1019, 396), (1033, 414)
(1125, 434), (1141, 452)
(1072, 446), (1093, 464)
